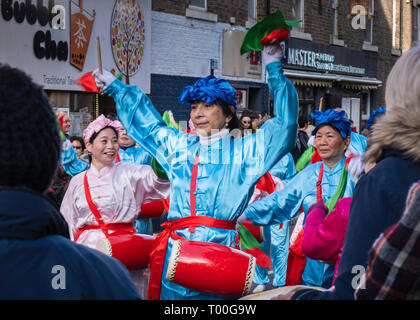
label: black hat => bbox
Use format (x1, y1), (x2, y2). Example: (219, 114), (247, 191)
(0, 64), (60, 193)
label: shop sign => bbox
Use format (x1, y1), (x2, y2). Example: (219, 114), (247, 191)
(70, 2), (94, 70)
(287, 48), (366, 75)
(285, 37), (377, 77)
(1, 0), (68, 61)
(222, 29), (262, 80)
(0, 0), (152, 92)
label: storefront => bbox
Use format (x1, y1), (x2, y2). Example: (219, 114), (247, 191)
(283, 37), (381, 132)
(0, 0), (151, 136)
(221, 29), (267, 116)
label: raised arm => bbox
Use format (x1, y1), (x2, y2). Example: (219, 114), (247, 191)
(244, 165), (313, 226)
(94, 70), (186, 176)
(61, 140), (89, 176)
(242, 47), (298, 179)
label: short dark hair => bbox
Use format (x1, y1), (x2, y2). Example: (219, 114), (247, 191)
(298, 115), (308, 128)
(214, 98), (241, 131)
(70, 136), (86, 151)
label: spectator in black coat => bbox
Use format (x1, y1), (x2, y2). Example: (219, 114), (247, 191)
(290, 45), (420, 300)
(291, 115), (309, 163)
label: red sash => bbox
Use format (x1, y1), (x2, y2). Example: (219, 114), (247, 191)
(74, 172), (136, 242)
(146, 152), (236, 300)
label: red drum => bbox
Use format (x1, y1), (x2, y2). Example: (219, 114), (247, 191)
(241, 219), (265, 243)
(139, 199), (169, 218)
(96, 233), (156, 270)
(166, 240), (256, 297)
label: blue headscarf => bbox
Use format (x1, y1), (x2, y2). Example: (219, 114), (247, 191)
(178, 75), (237, 109)
(366, 107), (386, 130)
(311, 109), (351, 139)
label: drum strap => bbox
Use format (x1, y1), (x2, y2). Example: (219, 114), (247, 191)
(147, 151), (237, 299)
(74, 171), (136, 242)
(316, 162), (348, 215)
(147, 215), (236, 300)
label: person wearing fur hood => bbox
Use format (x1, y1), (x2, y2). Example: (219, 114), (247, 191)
(290, 45), (420, 300)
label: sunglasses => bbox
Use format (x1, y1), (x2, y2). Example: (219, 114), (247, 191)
(74, 146), (82, 150)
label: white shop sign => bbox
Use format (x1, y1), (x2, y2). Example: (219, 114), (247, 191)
(0, 0), (151, 93)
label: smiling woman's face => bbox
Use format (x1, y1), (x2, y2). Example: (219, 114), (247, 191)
(190, 101), (232, 136)
(86, 128), (119, 169)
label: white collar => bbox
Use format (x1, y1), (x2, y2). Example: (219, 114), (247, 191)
(198, 129), (230, 146)
(89, 162), (115, 178)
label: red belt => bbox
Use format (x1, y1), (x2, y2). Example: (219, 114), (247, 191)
(74, 223), (136, 242)
(147, 215), (236, 300)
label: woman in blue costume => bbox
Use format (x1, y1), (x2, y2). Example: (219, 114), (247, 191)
(252, 153), (296, 292)
(93, 44), (298, 300)
(241, 109), (357, 289)
(117, 127), (152, 165)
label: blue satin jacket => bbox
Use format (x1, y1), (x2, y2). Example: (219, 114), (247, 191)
(349, 132), (367, 156)
(61, 144), (89, 177)
(245, 157), (355, 288)
(254, 153), (296, 286)
(105, 61), (298, 299)
(119, 145), (152, 165)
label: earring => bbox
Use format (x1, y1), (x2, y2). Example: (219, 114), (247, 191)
(225, 122), (229, 128)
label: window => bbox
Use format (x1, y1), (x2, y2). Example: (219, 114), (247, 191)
(189, 0), (206, 10)
(332, 0), (338, 39)
(292, 0), (304, 32)
(186, 0), (217, 22)
(364, 0), (374, 44)
(415, 5), (420, 46)
(392, 0), (397, 48)
(248, 0), (256, 21)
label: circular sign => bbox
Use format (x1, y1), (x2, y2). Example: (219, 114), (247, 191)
(111, 0), (145, 77)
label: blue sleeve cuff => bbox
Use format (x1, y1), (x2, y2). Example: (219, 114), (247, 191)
(265, 61), (283, 74)
(104, 79), (125, 96)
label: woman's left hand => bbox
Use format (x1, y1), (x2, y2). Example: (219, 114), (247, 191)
(236, 213), (247, 231)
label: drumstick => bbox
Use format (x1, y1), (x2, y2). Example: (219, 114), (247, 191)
(318, 97), (323, 111)
(96, 35), (102, 74)
(96, 36), (104, 95)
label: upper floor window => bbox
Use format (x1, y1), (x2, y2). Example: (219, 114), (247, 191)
(392, 0), (398, 49)
(364, 0), (374, 44)
(248, 0), (257, 21)
(189, 0), (206, 10)
(292, 0), (304, 32)
(415, 4), (420, 46)
(332, 0), (339, 39)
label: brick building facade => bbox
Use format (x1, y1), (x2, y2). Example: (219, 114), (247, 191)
(148, 0), (420, 131)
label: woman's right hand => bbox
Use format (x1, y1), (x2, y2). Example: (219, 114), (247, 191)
(262, 44), (284, 65)
(235, 213), (247, 231)
(92, 69), (117, 90)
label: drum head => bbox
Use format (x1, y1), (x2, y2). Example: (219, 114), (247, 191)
(96, 238), (113, 256)
(239, 285), (328, 300)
